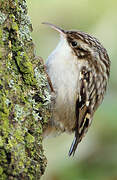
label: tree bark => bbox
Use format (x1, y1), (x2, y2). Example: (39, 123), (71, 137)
(0, 0), (51, 179)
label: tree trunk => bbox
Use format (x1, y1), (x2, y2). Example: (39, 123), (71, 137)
(0, 0), (51, 179)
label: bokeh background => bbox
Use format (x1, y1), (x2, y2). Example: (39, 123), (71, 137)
(27, 0), (117, 179)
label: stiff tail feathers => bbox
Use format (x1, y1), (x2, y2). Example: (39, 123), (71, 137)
(68, 131), (79, 156)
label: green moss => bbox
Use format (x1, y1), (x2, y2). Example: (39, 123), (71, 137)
(0, 0), (50, 178)
(12, 22), (18, 31)
(25, 133), (35, 144)
(0, 28), (2, 38)
(15, 51), (37, 86)
(0, 166), (7, 179)
(0, 28), (3, 46)
(0, 94), (10, 138)
(14, 129), (24, 142)
(16, 51), (32, 72)
(0, 149), (7, 165)
(0, 136), (3, 147)
(9, 14), (15, 21)
(0, 166), (3, 175)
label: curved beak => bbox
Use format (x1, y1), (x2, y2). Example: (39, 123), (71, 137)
(42, 22), (66, 37)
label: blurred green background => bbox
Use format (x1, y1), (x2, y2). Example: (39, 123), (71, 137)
(27, 0), (117, 179)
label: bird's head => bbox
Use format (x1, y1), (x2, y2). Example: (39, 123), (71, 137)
(43, 22), (110, 78)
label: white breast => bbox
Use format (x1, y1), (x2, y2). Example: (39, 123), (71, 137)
(46, 36), (81, 132)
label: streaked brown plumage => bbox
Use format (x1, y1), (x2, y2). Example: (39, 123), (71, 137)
(43, 23), (110, 156)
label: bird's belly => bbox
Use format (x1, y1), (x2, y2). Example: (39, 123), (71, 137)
(50, 71), (78, 133)
(53, 89), (77, 133)
(46, 49), (79, 133)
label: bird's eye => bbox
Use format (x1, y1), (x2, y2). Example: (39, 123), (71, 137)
(71, 41), (78, 47)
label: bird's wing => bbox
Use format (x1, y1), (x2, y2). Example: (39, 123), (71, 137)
(69, 66), (94, 156)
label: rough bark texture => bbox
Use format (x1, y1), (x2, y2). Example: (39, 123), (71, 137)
(0, 0), (51, 179)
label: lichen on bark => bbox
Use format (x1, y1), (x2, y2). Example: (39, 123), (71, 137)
(0, 0), (51, 179)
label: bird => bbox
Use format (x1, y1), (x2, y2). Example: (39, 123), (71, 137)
(42, 22), (110, 156)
